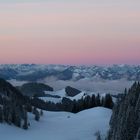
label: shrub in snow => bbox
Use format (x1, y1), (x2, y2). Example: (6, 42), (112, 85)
(95, 131), (102, 140)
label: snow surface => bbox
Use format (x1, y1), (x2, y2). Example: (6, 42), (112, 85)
(0, 107), (112, 140)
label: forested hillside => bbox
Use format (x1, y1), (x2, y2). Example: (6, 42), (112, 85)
(108, 82), (140, 140)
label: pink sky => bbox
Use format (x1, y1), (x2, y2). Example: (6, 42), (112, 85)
(0, 0), (140, 65)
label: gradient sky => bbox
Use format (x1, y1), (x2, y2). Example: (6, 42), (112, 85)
(0, 0), (140, 65)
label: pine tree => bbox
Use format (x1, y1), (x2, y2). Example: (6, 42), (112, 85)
(25, 103), (32, 112)
(23, 109), (28, 130)
(95, 94), (101, 106)
(104, 94), (114, 109)
(86, 95), (92, 108)
(72, 100), (78, 113)
(34, 108), (40, 121)
(7, 111), (12, 125)
(101, 97), (105, 107)
(0, 106), (3, 123)
(91, 94), (96, 107)
(124, 88), (127, 95)
(14, 110), (21, 128)
(135, 128), (140, 140)
(33, 107), (37, 114)
(95, 131), (101, 140)
(108, 82), (140, 140)
(40, 109), (43, 116)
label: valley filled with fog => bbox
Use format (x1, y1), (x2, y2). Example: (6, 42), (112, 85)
(43, 79), (133, 94)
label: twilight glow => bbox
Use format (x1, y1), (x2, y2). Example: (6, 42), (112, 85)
(0, 0), (140, 65)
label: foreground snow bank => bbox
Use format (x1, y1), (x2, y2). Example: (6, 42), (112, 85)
(0, 107), (112, 140)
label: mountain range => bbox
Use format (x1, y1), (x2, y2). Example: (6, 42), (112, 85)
(0, 64), (140, 81)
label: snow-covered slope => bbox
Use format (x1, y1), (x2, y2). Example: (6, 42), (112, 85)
(0, 107), (112, 140)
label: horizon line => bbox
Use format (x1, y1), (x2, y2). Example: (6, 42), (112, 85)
(0, 63), (140, 67)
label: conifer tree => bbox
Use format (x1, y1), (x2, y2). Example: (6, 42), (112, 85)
(40, 109), (43, 116)
(95, 94), (101, 106)
(0, 106), (3, 123)
(34, 108), (40, 121)
(23, 109), (28, 130)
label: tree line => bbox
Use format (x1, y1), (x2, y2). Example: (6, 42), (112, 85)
(31, 93), (114, 113)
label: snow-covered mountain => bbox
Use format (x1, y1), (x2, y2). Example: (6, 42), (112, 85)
(0, 64), (140, 81)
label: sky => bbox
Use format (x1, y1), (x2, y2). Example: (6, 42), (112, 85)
(0, 0), (140, 65)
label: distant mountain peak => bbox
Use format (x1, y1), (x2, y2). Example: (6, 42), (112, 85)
(0, 64), (140, 81)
